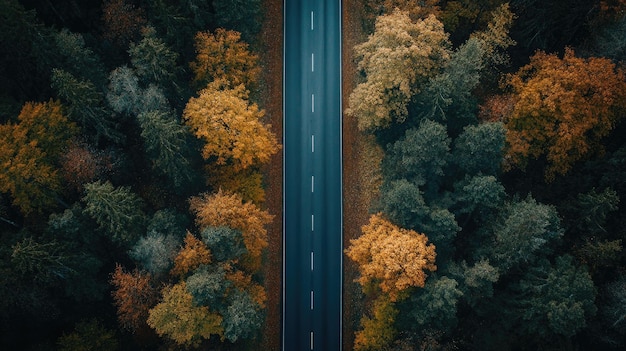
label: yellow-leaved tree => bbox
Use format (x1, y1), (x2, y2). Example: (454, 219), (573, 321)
(183, 80), (280, 170)
(502, 48), (626, 180)
(345, 9), (450, 131)
(189, 189), (273, 270)
(345, 213), (437, 301)
(190, 28), (261, 89)
(170, 232), (212, 278)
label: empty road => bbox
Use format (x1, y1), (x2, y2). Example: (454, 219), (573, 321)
(283, 0), (342, 350)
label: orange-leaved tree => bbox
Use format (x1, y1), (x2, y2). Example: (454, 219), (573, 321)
(110, 264), (158, 331)
(0, 100), (77, 214)
(189, 189), (273, 270)
(190, 29), (260, 89)
(183, 80), (280, 170)
(503, 48), (626, 180)
(170, 232), (212, 278)
(345, 213), (437, 301)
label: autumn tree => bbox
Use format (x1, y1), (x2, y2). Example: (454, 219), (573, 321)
(60, 142), (111, 192)
(353, 295), (398, 351)
(345, 10), (451, 131)
(0, 100), (76, 214)
(101, 0), (146, 47)
(503, 48), (626, 180)
(183, 80), (279, 170)
(189, 189), (273, 267)
(190, 29), (260, 89)
(206, 164), (266, 204)
(82, 181), (145, 246)
(345, 213), (437, 301)
(170, 232), (212, 278)
(110, 265), (158, 331)
(147, 282), (223, 346)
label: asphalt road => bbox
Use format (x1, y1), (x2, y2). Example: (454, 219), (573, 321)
(283, 0), (342, 350)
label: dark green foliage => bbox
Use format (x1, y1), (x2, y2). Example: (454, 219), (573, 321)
(185, 264), (230, 308)
(453, 175), (506, 220)
(57, 318), (119, 351)
(222, 290), (264, 342)
(213, 0), (262, 42)
(201, 226), (247, 262)
(137, 110), (195, 189)
(404, 276), (463, 333)
(484, 196), (563, 272)
(507, 255), (597, 338)
(384, 119), (451, 187)
(51, 69), (123, 144)
(53, 29), (107, 88)
(452, 122), (506, 176)
(129, 26), (179, 86)
(82, 181), (145, 247)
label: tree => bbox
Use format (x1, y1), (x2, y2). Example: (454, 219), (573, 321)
(0, 100), (76, 214)
(212, 0), (262, 43)
(509, 255), (597, 338)
(183, 80), (279, 170)
(449, 259), (499, 309)
(345, 10), (450, 131)
(101, 0), (146, 47)
(60, 142), (111, 192)
(106, 66), (143, 116)
(147, 282), (223, 346)
(384, 119), (450, 186)
(221, 290), (264, 342)
(110, 265), (158, 331)
(170, 232), (212, 278)
(189, 29), (260, 89)
(137, 109), (195, 189)
(503, 48), (626, 180)
(201, 226), (247, 262)
(406, 275), (463, 332)
(53, 28), (107, 88)
(129, 26), (178, 86)
(453, 175), (506, 221)
(82, 181), (145, 246)
(485, 196), (563, 272)
(185, 264), (230, 308)
(129, 231), (180, 277)
(206, 164), (266, 204)
(57, 319), (119, 351)
(11, 237), (74, 285)
(345, 213), (437, 301)
(189, 190), (273, 268)
(353, 295), (398, 351)
(452, 122), (506, 176)
(362, 0), (440, 28)
(51, 69), (123, 144)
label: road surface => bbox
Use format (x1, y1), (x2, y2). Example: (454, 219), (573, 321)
(283, 0), (342, 350)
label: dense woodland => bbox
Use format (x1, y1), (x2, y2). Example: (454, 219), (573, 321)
(346, 1), (626, 350)
(1, 0), (626, 350)
(0, 0), (274, 349)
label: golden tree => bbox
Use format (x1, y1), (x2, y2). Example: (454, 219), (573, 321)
(190, 29), (261, 88)
(503, 48), (626, 180)
(189, 189), (273, 266)
(183, 80), (280, 170)
(171, 232), (212, 278)
(345, 9), (450, 131)
(147, 282), (223, 346)
(345, 213), (437, 301)
(353, 295), (398, 351)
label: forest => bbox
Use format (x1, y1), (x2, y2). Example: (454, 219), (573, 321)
(344, 1), (626, 350)
(0, 0), (625, 350)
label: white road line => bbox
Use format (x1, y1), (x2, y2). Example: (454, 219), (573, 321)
(311, 290), (314, 310)
(311, 94), (315, 113)
(311, 53), (314, 72)
(310, 331), (314, 350)
(311, 214), (314, 231)
(311, 11), (314, 30)
(311, 175), (314, 193)
(311, 251), (314, 271)
(311, 135), (315, 153)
